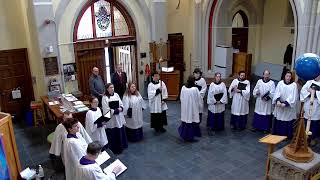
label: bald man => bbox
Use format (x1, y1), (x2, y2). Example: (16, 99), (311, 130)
(89, 67), (105, 107)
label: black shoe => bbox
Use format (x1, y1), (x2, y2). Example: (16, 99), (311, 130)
(159, 128), (166, 133)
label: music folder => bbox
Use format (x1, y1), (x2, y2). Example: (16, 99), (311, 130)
(237, 82), (247, 90)
(214, 93), (223, 101)
(109, 101), (119, 109)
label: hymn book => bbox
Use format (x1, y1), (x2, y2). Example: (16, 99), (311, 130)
(109, 101), (119, 109)
(237, 82), (247, 90)
(214, 93), (223, 101)
(311, 83), (320, 91)
(103, 159), (127, 177)
(96, 151), (110, 166)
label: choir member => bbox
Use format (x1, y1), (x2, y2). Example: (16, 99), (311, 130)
(148, 72), (168, 133)
(122, 83), (146, 142)
(49, 112), (92, 160)
(300, 75), (320, 142)
(251, 70), (275, 132)
(178, 75), (202, 141)
(272, 71), (298, 139)
(75, 141), (122, 180)
(102, 83), (128, 154)
(63, 118), (89, 180)
(207, 72), (228, 134)
(193, 68), (207, 123)
(85, 97), (108, 151)
(228, 71), (250, 130)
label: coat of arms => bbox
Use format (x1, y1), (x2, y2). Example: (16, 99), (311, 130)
(95, 3), (111, 31)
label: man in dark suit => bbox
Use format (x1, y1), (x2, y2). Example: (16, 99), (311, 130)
(112, 64), (127, 99)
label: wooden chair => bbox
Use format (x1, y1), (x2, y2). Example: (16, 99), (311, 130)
(30, 101), (46, 127)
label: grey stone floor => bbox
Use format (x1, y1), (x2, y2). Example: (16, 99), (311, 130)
(13, 100), (320, 180)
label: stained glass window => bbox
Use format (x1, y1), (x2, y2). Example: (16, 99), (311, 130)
(114, 7), (129, 36)
(75, 0), (131, 41)
(232, 13), (244, 28)
(77, 7), (93, 40)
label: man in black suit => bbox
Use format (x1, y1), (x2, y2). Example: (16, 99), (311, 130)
(112, 64), (127, 99)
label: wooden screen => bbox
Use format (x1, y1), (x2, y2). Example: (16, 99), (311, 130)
(74, 40), (106, 96)
(0, 113), (21, 180)
(168, 33), (184, 87)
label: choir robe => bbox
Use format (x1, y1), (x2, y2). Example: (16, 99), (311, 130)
(228, 78), (250, 130)
(272, 80), (298, 138)
(195, 77), (207, 121)
(85, 107), (108, 147)
(102, 93), (128, 154)
(207, 81), (228, 131)
(122, 93), (146, 142)
(252, 79), (275, 131)
(75, 156), (116, 180)
(49, 122), (92, 160)
(147, 81), (168, 130)
(178, 86), (202, 141)
(300, 80), (320, 139)
(63, 134), (88, 180)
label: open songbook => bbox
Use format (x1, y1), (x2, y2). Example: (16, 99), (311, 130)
(237, 82), (247, 90)
(95, 151), (110, 166)
(103, 159), (127, 177)
(94, 110), (111, 124)
(161, 67), (174, 72)
(214, 93), (223, 101)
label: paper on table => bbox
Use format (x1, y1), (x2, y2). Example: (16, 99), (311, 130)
(20, 167), (36, 179)
(95, 151), (110, 165)
(74, 101), (84, 105)
(103, 159), (127, 177)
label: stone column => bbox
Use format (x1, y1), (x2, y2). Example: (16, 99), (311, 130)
(193, 0), (202, 70)
(151, 0), (168, 42)
(33, 0), (64, 92)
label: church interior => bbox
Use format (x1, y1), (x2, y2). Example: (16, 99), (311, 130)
(1, 0), (320, 180)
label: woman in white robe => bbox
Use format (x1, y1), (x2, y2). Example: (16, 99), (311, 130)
(102, 83), (128, 154)
(148, 72), (168, 133)
(49, 112), (92, 160)
(207, 72), (228, 134)
(63, 118), (89, 180)
(193, 68), (207, 123)
(228, 71), (250, 130)
(300, 75), (320, 140)
(272, 71), (298, 139)
(75, 141), (121, 180)
(122, 83), (146, 142)
(178, 75), (202, 141)
(85, 97), (108, 150)
(252, 70), (275, 132)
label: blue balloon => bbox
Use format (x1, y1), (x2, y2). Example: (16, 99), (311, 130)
(295, 53), (320, 81)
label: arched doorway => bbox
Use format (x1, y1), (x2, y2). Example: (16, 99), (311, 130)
(73, 0), (137, 95)
(232, 10), (248, 52)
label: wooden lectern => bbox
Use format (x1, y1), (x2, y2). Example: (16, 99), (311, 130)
(259, 134), (287, 180)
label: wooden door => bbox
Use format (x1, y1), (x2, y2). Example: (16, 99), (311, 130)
(74, 40), (106, 96)
(0, 49), (34, 119)
(168, 33), (184, 86)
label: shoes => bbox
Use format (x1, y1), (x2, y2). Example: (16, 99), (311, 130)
(159, 127), (167, 133)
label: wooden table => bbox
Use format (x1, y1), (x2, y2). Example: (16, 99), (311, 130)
(41, 96), (87, 125)
(259, 134), (287, 180)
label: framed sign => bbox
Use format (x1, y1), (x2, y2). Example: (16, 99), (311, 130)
(44, 57), (59, 76)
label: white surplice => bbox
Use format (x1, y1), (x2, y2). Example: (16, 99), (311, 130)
(272, 80), (298, 121)
(195, 77), (207, 113)
(148, 81), (168, 113)
(75, 163), (116, 180)
(253, 79), (275, 115)
(228, 79), (250, 115)
(85, 107), (108, 146)
(207, 82), (228, 114)
(101, 93), (126, 129)
(300, 80), (320, 120)
(122, 93), (146, 129)
(49, 122), (92, 158)
(180, 86), (202, 123)
(63, 136), (88, 180)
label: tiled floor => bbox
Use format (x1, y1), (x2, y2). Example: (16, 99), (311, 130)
(13, 99), (320, 180)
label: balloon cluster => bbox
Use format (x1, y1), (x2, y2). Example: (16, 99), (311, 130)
(295, 53), (320, 81)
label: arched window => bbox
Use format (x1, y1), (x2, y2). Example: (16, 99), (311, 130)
(232, 13), (244, 27)
(74, 0), (135, 41)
